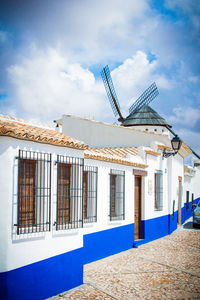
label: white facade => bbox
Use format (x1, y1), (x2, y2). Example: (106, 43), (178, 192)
(1, 114), (200, 300)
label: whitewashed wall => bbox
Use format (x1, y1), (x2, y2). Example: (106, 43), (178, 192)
(143, 152), (168, 220)
(0, 136), (84, 273)
(82, 159), (135, 236)
(184, 166), (200, 203)
(58, 115), (170, 148)
(167, 154), (184, 214)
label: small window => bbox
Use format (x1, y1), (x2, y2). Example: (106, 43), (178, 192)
(109, 169), (125, 221)
(186, 191), (189, 210)
(191, 193), (194, 211)
(172, 200), (175, 220)
(56, 155), (84, 230)
(154, 171), (163, 211)
(83, 166), (98, 223)
(17, 150), (51, 235)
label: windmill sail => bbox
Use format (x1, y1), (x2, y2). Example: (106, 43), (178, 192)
(129, 82), (159, 114)
(101, 65), (124, 121)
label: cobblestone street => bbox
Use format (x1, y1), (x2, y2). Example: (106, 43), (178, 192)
(50, 224), (200, 299)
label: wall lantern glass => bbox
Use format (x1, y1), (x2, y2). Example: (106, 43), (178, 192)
(163, 135), (182, 158)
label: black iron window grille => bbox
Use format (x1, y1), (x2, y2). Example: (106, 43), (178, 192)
(17, 150), (51, 235)
(191, 193), (194, 211)
(83, 166), (98, 223)
(186, 191), (189, 210)
(154, 171), (163, 211)
(56, 155), (84, 230)
(109, 169), (125, 221)
(172, 200), (175, 220)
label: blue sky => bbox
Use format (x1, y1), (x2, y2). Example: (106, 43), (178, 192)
(0, 0), (200, 156)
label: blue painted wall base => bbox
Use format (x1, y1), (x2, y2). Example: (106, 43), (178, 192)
(0, 248), (83, 300)
(181, 197), (200, 224)
(83, 223), (135, 264)
(2, 197), (200, 300)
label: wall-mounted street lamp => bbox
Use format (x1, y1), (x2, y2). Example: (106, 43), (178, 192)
(163, 135), (182, 158)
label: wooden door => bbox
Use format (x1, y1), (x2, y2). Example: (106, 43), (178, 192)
(19, 159), (36, 227)
(134, 175), (142, 240)
(57, 163), (71, 224)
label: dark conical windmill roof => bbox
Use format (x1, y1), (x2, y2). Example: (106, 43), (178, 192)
(122, 105), (172, 128)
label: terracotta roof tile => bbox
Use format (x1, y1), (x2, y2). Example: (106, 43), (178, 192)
(85, 147), (147, 169)
(0, 115), (87, 150)
(145, 149), (161, 156)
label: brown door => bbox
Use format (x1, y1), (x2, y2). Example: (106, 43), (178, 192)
(134, 175), (142, 240)
(19, 159), (36, 227)
(57, 163), (71, 224)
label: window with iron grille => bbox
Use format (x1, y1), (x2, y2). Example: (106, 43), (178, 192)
(109, 169), (125, 221)
(56, 155), (84, 230)
(154, 171), (163, 211)
(172, 200), (175, 220)
(186, 191), (189, 210)
(17, 150), (51, 235)
(191, 193), (194, 211)
(83, 166), (98, 223)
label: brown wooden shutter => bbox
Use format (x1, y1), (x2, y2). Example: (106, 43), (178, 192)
(111, 174), (117, 217)
(83, 171), (88, 219)
(19, 159), (36, 227)
(57, 163), (71, 224)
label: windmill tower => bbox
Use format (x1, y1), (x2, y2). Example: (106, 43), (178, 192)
(101, 65), (172, 135)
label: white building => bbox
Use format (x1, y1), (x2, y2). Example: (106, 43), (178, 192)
(0, 112), (199, 300)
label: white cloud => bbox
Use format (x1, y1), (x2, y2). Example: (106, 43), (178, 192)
(168, 106), (200, 128)
(111, 51), (172, 112)
(6, 49), (175, 123)
(7, 48), (107, 122)
(165, 0), (200, 31)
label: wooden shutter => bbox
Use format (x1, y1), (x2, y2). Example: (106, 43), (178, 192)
(19, 159), (36, 227)
(83, 171), (88, 219)
(57, 163), (71, 224)
(111, 174), (117, 217)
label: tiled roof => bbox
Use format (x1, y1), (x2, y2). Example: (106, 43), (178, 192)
(91, 147), (138, 157)
(122, 105), (172, 128)
(0, 115), (87, 149)
(145, 149), (161, 156)
(179, 141), (193, 158)
(84, 147), (148, 169)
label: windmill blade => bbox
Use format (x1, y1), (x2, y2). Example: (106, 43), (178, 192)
(129, 82), (159, 114)
(101, 65), (124, 121)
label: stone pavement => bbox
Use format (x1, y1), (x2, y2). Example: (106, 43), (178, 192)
(50, 224), (200, 299)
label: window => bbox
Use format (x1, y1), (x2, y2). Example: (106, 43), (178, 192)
(191, 193), (194, 211)
(109, 169), (125, 221)
(56, 155), (84, 230)
(154, 171), (163, 211)
(83, 166), (98, 223)
(17, 150), (51, 235)
(172, 200), (175, 220)
(186, 191), (189, 210)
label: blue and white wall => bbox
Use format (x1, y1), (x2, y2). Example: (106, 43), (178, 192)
(1, 130), (199, 300)
(0, 137), (84, 300)
(182, 165), (200, 223)
(82, 158), (136, 264)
